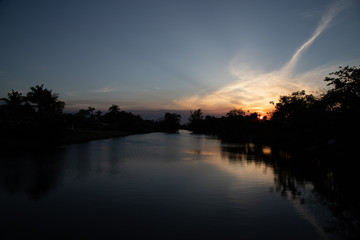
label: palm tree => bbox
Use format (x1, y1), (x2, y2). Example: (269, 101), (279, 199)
(26, 84), (64, 114)
(1, 90), (24, 109)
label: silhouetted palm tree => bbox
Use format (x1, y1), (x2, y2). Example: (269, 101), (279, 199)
(26, 84), (64, 114)
(1, 90), (24, 109)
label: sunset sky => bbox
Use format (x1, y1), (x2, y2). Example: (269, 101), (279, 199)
(1, 0), (359, 118)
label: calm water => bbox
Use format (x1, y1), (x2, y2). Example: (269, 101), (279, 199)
(0, 131), (348, 239)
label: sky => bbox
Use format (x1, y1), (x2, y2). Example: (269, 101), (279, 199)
(1, 0), (360, 119)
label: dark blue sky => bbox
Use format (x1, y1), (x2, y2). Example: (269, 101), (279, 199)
(1, 0), (359, 116)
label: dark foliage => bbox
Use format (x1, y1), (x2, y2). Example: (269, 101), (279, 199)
(270, 65), (360, 149)
(1, 65), (359, 152)
(0, 85), (183, 151)
(186, 107), (266, 142)
(186, 66), (360, 151)
(159, 112), (181, 132)
(0, 85), (65, 149)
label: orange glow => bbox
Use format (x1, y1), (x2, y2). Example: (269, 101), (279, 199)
(262, 146), (272, 155)
(170, 5), (344, 117)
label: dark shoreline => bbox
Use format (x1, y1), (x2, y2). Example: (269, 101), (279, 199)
(60, 129), (135, 144)
(0, 129), (148, 155)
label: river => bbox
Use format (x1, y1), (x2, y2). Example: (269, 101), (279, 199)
(0, 130), (353, 239)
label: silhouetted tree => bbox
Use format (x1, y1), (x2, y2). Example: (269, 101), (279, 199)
(26, 84), (65, 114)
(0, 90), (34, 120)
(70, 107), (100, 129)
(101, 104), (153, 132)
(226, 108), (245, 119)
(87, 107), (95, 116)
(78, 107), (96, 119)
(95, 110), (102, 120)
(268, 66), (360, 148)
(0, 85), (66, 149)
(244, 112), (259, 121)
(323, 65), (360, 114)
(108, 104), (120, 114)
(271, 90), (318, 122)
(103, 104), (121, 124)
(322, 65), (360, 146)
(162, 112), (181, 132)
(1, 90), (25, 109)
(188, 109), (204, 133)
(189, 109), (204, 121)
(269, 90), (329, 146)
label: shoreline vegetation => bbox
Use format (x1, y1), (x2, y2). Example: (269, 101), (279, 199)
(1, 65), (359, 154)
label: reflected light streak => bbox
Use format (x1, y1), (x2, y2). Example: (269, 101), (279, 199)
(262, 146), (272, 155)
(185, 147), (272, 183)
(189, 144), (333, 240)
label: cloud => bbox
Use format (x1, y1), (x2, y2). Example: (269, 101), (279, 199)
(173, 0), (349, 115)
(284, 0), (348, 73)
(94, 87), (118, 93)
(64, 91), (78, 97)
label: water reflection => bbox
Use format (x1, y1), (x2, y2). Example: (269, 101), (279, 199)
(0, 132), (358, 239)
(220, 142), (360, 239)
(0, 151), (64, 199)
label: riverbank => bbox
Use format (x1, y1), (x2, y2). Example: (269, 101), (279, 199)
(0, 129), (150, 155)
(60, 129), (133, 144)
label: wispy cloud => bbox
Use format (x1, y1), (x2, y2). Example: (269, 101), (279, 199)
(94, 87), (118, 93)
(173, 0), (349, 115)
(64, 91), (78, 97)
(284, 0), (348, 73)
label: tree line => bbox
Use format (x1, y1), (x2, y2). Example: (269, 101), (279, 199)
(186, 65), (360, 150)
(1, 65), (359, 151)
(0, 85), (181, 150)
